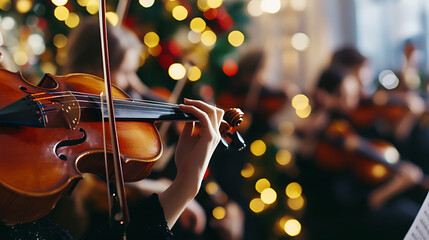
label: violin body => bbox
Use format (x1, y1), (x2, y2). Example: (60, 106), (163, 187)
(315, 119), (397, 185)
(0, 68), (161, 224)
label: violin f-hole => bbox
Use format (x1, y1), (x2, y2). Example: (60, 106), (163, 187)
(54, 128), (87, 161)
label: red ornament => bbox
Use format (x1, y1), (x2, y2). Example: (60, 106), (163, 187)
(222, 59), (238, 76)
(204, 8), (218, 20)
(167, 41), (183, 56)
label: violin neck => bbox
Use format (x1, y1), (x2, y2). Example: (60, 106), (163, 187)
(103, 100), (197, 122)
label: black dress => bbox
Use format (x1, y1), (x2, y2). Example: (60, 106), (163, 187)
(0, 194), (174, 240)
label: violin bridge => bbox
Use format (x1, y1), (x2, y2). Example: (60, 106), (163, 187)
(60, 91), (81, 130)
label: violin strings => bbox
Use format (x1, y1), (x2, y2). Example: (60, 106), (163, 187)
(32, 91), (182, 111)
(33, 91), (180, 107)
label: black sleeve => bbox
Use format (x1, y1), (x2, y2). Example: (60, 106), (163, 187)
(126, 193), (174, 240)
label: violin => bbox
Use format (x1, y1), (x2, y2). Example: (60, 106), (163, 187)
(349, 90), (424, 129)
(316, 119), (429, 187)
(0, 67), (245, 224)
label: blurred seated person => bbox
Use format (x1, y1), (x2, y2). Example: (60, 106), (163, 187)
(61, 17), (165, 102)
(294, 66), (424, 240)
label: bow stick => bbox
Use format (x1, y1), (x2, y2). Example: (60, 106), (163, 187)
(98, 0), (130, 238)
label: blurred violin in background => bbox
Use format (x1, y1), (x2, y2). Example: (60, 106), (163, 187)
(316, 119), (429, 188)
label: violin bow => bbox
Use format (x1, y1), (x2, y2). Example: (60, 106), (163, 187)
(116, 0), (131, 26)
(98, 0), (130, 238)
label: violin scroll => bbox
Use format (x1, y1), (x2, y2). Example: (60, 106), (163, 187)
(219, 108), (246, 151)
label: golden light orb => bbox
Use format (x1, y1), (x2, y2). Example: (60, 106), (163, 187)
(54, 6), (69, 21)
(77, 0), (89, 7)
(201, 30), (217, 47)
(250, 139), (266, 156)
(291, 94), (309, 110)
(296, 105), (311, 118)
(65, 12), (80, 28)
(172, 5), (188, 21)
(207, 0), (223, 9)
(228, 30), (245, 47)
(53, 34), (68, 48)
(284, 219), (301, 236)
(241, 163), (255, 178)
(285, 182), (302, 199)
(255, 178), (270, 193)
(261, 188), (277, 204)
(249, 198), (265, 213)
(205, 181), (219, 195)
(144, 32), (160, 48)
(287, 196), (305, 210)
(14, 51), (28, 66)
(190, 17), (206, 33)
(187, 66), (202, 81)
(86, 0), (98, 14)
(16, 0), (32, 13)
(168, 63), (187, 80)
(212, 206), (226, 220)
(276, 149), (292, 166)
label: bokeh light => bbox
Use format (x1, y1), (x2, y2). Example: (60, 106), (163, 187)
(222, 59), (238, 76)
(168, 63), (186, 80)
(28, 34), (45, 55)
(106, 12), (118, 26)
(1, 16), (15, 30)
(261, 0), (281, 14)
(249, 198), (265, 213)
(287, 196), (305, 210)
(53, 34), (67, 48)
(285, 182), (302, 199)
(378, 70), (399, 90)
(65, 12), (80, 28)
(255, 178), (270, 193)
(54, 6), (69, 21)
(261, 188), (277, 204)
(77, 0), (89, 7)
(139, 0), (155, 8)
(144, 32), (160, 48)
(0, 0), (12, 10)
(247, 0), (263, 17)
(52, 0), (67, 6)
(228, 30), (245, 47)
(212, 206), (226, 219)
(188, 31), (201, 44)
(241, 163), (255, 178)
(187, 66), (201, 81)
(16, 0), (32, 13)
(276, 149), (292, 165)
(190, 17), (206, 33)
(296, 105), (311, 118)
(172, 5), (188, 21)
(201, 30), (217, 46)
(291, 94), (309, 110)
(86, 0), (98, 14)
(371, 164), (388, 179)
(284, 219), (301, 236)
(205, 181), (219, 195)
(250, 139), (266, 156)
(14, 51), (29, 66)
(291, 32), (310, 51)
(207, 0), (223, 9)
